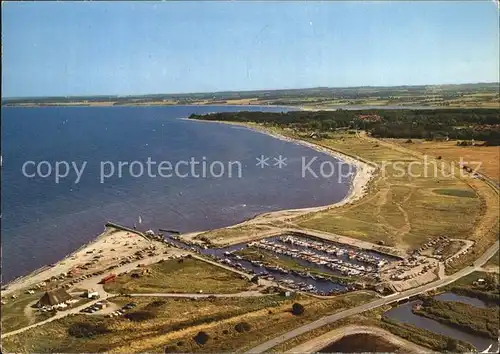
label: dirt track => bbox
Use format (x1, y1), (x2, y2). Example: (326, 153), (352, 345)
(284, 325), (431, 353)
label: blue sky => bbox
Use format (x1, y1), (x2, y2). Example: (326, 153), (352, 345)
(2, 1), (499, 98)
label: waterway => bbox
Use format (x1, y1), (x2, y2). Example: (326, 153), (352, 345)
(384, 292), (498, 352)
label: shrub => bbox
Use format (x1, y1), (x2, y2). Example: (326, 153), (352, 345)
(164, 345), (177, 353)
(446, 338), (458, 352)
(193, 331), (209, 345)
(146, 300), (166, 309)
(124, 311), (156, 322)
(222, 329), (229, 335)
(291, 303), (305, 315)
(234, 322), (251, 333)
(177, 341), (184, 347)
(68, 322), (110, 338)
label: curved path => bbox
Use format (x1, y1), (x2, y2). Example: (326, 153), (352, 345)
(284, 325), (431, 353)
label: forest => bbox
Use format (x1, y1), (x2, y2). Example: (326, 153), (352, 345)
(189, 109), (500, 145)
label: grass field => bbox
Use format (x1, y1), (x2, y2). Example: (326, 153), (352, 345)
(294, 132), (483, 250)
(443, 271), (495, 290)
(1, 292), (50, 333)
(103, 257), (250, 294)
(486, 250), (499, 268)
(194, 225), (275, 246)
(1, 291), (93, 333)
(2, 292), (374, 353)
(388, 139), (500, 183)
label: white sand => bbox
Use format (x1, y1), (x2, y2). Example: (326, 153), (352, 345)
(2, 228), (170, 295)
(181, 120), (377, 245)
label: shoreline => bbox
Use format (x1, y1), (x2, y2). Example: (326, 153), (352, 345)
(1, 103), (303, 111)
(2, 119), (375, 290)
(185, 118), (377, 217)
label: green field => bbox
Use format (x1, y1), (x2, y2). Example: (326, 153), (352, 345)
(433, 189), (477, 198)
(103, 257), (251, 294)
(2, 292), (374, 353)
(295, 133), (481, 250)
(1, 292), (50, 333)
(486, 250), (499, 268)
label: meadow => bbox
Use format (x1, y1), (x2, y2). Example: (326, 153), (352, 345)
(103, 257), (251, 294)
(2, 292), (374, 353)
(295, 132), (483, 251)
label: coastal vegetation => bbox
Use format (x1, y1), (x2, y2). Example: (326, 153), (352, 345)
(413, 298), (499, 339)
(294, 132), (482, 250)
(1, 292), (374, 353)
(486, 250), (499, 267)
(102, 257), (251, 294)
(189, 108), (500, 145)
(380, 316), (475, 352)
(444, 271), (500, 305)
(270, 306), (475, 353)
(194, 225), (275, 247)
(1, 292), (54, 333)
(188, 111), (499, 272)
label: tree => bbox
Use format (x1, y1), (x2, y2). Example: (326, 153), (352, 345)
(234, 322), (251, 333)
(124, 311), (156, 322)
(193, 331), (209, 345)
(68, 322), (109, 338)
(291, 303), (305, 316)
(484, 273), (498, 291)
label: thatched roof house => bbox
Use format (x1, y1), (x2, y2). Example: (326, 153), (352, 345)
(36, 288), (72, 307)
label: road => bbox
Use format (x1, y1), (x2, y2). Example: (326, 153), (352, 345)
(0, 294), (114, 339)
(245, 239), (499, 353)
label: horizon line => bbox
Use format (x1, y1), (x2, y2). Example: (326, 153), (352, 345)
(3, 81), (499, 101)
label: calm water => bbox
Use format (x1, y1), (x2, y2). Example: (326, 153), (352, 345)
(1, 106), (353, 282)
(384, 293), (498, 352)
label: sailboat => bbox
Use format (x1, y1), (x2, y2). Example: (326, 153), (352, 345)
(138, 216), (143, 224)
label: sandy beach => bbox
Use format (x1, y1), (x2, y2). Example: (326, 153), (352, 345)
(183, 119), (376, 229)
(1, 227), (175, 296)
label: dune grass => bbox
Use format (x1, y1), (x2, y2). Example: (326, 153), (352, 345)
(2, 292), (374, 353)
(103, 257), (250, 294)
(295, 133), (481, 250)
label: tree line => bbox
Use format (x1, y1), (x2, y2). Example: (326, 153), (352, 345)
(189, 109), (500, 145)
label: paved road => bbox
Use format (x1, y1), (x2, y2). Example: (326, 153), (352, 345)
(245, 239), (499, 353)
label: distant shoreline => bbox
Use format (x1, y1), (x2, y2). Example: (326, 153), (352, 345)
(3, 102), (498, 110)
(183, 118), (376, 231)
